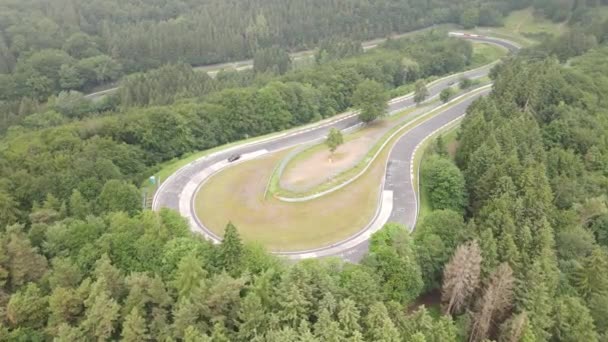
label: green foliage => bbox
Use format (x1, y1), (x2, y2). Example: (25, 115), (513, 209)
(552, 296), (599, 342)
(439, 88), (454, 103)
(254, 47), (292, 75)
(352, 79), (388, 123)
(325, 128), (344, 154)
(219, 222), (245, 277)
(0, 3), (607, 341)
(414, 80), (429, 105)
(459, 77), (473, 90)
(97, 180), (142, 215)
(414, 210), (467, 291)
(422, 155), (467, 212)
(365, 224), (424, 303)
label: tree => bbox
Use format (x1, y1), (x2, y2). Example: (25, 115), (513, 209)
(459, 77), (473, 90)
(0, 191), (20, 228)
(422, 155), (467, 212)
(440, 88), (454, 103)
(6, 283), (48, 328)
(172, 252), (206, 299)
(97, 180), (141, 215)
(81, 290), (121, 341)
(442, 241), (482, 315)
(337, 298), (361, 336)
(122, 308), (149, 342)
(48, 287), (83, 330)
(552, 296), (599, 342)
(352, 80), (388, 123)
(238, 292), (266, 340)
(253, 47), (292, 75)
(4, 226), (48, 290)
(219, 222), (244, 276)
(69, 190), (90, 219)
(326, 128), (344, 155)
(414, 80), (429, 105)
(52, 91), (92, 118)
(571, 248), (608, 300)
(365, 224), (424, 303)
(365, 302), (400, 342)
(470, 263), (515, 342)
(460, 8), (480, 29)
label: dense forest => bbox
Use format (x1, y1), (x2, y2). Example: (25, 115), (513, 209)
(0, 0), (531, 109)
(1, 0), (608, 340)
(1, 45), (608, 339)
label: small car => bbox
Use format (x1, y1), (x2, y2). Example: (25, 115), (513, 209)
(448, 81), (455, 86)
(227, 154), (241, 162)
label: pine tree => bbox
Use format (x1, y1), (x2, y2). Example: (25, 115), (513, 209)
(93, 254), (124, 300)
(552, 296), (599, 342)
(6, 283), (48, 328)
(220, 222), (244, 277)
(442, 240), (482, 315)
(572, 248), (608, 300)
(80, 290), (120, 341)
(122, 308), (149, 342)
(314, 308), (343, 342)
(279, 283), (310, 328)
(184, 325), (211, 342)
(469, 263), (515, 342)
(68, 190), (90, 219)
(365, 302), (400, 342)
(337, 298), (361, 335)
(516, 261), (553, 341)
(172, 253), (206, 299)
(238, 292), (266, 340)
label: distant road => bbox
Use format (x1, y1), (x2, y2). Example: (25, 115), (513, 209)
(152, 34), (520, 262)
(84, 24), (455, 101)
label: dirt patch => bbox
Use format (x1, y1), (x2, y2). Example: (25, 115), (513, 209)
(281, 121), (390, 192)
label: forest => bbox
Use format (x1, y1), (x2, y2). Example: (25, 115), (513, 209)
(0, 0), (535, 128)
(1, 0), (608, 340)
(1, 46), (608, 339)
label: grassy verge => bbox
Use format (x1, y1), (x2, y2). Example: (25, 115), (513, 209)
(471, 42), (508, 66)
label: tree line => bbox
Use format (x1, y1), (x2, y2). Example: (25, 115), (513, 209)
(0, 0), (529, 113)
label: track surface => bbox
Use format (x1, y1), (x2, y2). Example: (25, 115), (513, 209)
(153, 34), (519, 262)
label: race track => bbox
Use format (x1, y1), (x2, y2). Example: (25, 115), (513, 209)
(153, 34), (520, 262)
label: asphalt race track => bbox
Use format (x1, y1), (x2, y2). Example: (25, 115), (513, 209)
(153, 34), (520, 262)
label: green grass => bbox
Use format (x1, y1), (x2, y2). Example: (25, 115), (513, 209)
(470, 42), (508, 67)
(194, 146), (385, 251)
(470, 7), (567, 47)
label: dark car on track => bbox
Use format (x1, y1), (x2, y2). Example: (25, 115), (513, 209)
(227, 154), (241, 162)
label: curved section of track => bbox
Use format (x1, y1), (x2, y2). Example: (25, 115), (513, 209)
(153, 34), (520, 262)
